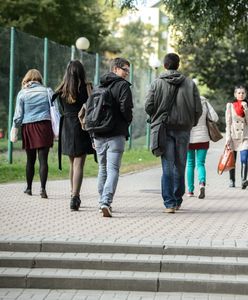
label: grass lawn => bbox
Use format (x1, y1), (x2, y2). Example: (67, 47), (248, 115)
(0, 138), (160, 184)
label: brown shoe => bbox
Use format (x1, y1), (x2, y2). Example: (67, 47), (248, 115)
(164, 208), (175, 213)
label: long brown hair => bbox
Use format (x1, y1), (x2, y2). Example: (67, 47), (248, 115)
(56, 60), (86, 104)
(22, 69), (43, 88)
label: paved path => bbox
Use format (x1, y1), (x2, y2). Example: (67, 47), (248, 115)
(0, 138), (247, 245)
(0, 289), (247, 300)
(1, 138), (248, 299)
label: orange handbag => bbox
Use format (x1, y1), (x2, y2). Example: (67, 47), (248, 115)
(217, 146), (235, 175)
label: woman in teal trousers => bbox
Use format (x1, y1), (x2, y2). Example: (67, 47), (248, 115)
(187, 96), (219, 199)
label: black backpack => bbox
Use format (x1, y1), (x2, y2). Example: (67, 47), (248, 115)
(85, 81), (117, 134)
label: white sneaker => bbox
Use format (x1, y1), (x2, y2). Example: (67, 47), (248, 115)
(164, 207), (175, 213)
(99, 206), (112, 213)
(187, 192), (194, 197)
(101, 206), (112, 217)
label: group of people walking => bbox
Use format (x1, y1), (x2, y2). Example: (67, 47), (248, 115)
(11, 52), (248, 217)
(11, 57), (133, 217)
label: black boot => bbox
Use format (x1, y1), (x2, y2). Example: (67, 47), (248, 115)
(40, 188), (48, 198)
(70, 195), (81, 211)
(229, 168), (235, 187)
(241, 163), (248, 189)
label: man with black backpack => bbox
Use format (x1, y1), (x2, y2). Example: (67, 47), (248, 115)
(87, 57), (133, 217)
(145, 53), (202, 213)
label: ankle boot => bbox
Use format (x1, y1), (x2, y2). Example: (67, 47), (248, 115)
(24, 188), (32, 195)
(241, 163), (248, 189)
(40, 188), (48, 198)
(70, 195), (81, 211)
(229, 168), (235, 187)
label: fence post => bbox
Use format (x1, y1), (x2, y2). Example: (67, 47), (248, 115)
(43, 37), (48, 86)
(128, 63), (134, 150)
(94, 53), (100, 86)
(8, 27), (15, 164)
(71, 45), (75, 60)
(146, 67), (152, 150)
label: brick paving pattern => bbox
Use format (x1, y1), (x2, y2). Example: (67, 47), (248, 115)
(1, 138), (248, 298)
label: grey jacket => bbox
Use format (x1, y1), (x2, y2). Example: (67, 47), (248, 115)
(145, 70), (202, 130)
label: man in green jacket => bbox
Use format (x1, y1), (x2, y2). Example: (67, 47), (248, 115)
(145, 53), (202, 213)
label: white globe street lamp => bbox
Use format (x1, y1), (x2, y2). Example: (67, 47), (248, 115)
(76, 37), (90, 51)
(149, 54), (161, 70)
(75, 37), (90, 63)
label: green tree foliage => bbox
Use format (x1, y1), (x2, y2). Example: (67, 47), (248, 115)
(162, 0), (248, 46)
(0, 103), (7, 133)
(0, 0), (109, 52)
(179, 35), (248, 96)
(178, 33), (248, 131)
(119, 0), (248, 44)
(120, 20), (157, 67)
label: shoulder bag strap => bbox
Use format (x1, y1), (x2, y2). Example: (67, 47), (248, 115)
(162, 83), (181, 123)
(205, 101), (210, 119)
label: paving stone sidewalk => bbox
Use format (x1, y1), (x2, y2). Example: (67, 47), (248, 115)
(0, 138), (248, 246)
(1, 289), (248, 300)
(1, 139), (248, 299)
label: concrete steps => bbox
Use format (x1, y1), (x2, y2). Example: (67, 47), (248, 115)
(1, 252), (248, 274)
(1, 240), (248, 294)
(2, 267), (248, 294)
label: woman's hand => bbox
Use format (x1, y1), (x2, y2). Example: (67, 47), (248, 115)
(225, 141), (232, 150)
(242, 101), (248, 109)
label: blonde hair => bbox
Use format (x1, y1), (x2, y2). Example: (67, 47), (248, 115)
(22, 69), (43, 87)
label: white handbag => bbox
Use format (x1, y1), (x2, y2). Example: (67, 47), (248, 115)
(10, 126), (18, 143)
(47, 88), (60, 139)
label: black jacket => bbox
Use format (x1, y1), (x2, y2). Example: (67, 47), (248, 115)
(94, 72), (133, 139)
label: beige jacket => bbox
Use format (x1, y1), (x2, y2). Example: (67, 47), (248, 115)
(225, 102), (248, 151)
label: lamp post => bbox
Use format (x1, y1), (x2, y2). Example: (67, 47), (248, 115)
(146, 54), (161, 150)
(149, 54), (161, 77)
(75, 37), (90, 62)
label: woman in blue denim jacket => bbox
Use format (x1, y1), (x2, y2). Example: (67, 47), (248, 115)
(12, 69), (54, 198)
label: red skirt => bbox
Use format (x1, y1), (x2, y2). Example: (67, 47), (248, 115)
(188, 142), (209, 150)
(22, 120), (53, 150)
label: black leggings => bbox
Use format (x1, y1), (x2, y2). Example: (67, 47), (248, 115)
(229, 151), (237, 180)
(25, 147), (50, 190)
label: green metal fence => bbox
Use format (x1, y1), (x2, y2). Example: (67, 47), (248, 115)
(0, 27), (153, 162)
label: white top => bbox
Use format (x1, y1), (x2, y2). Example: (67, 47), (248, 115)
(189, 97), (219, 144)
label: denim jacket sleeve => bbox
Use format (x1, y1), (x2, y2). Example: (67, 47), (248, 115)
(12, 90), (24, 128)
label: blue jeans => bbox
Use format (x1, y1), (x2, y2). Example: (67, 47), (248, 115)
(240, 150), (248, 164)
(161, 129), (190, 208)
(187, 149), (208, 193)
(94, 135), (125, 207)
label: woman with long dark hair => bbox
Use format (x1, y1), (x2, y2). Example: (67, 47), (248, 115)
(54, 60), (94, 210)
